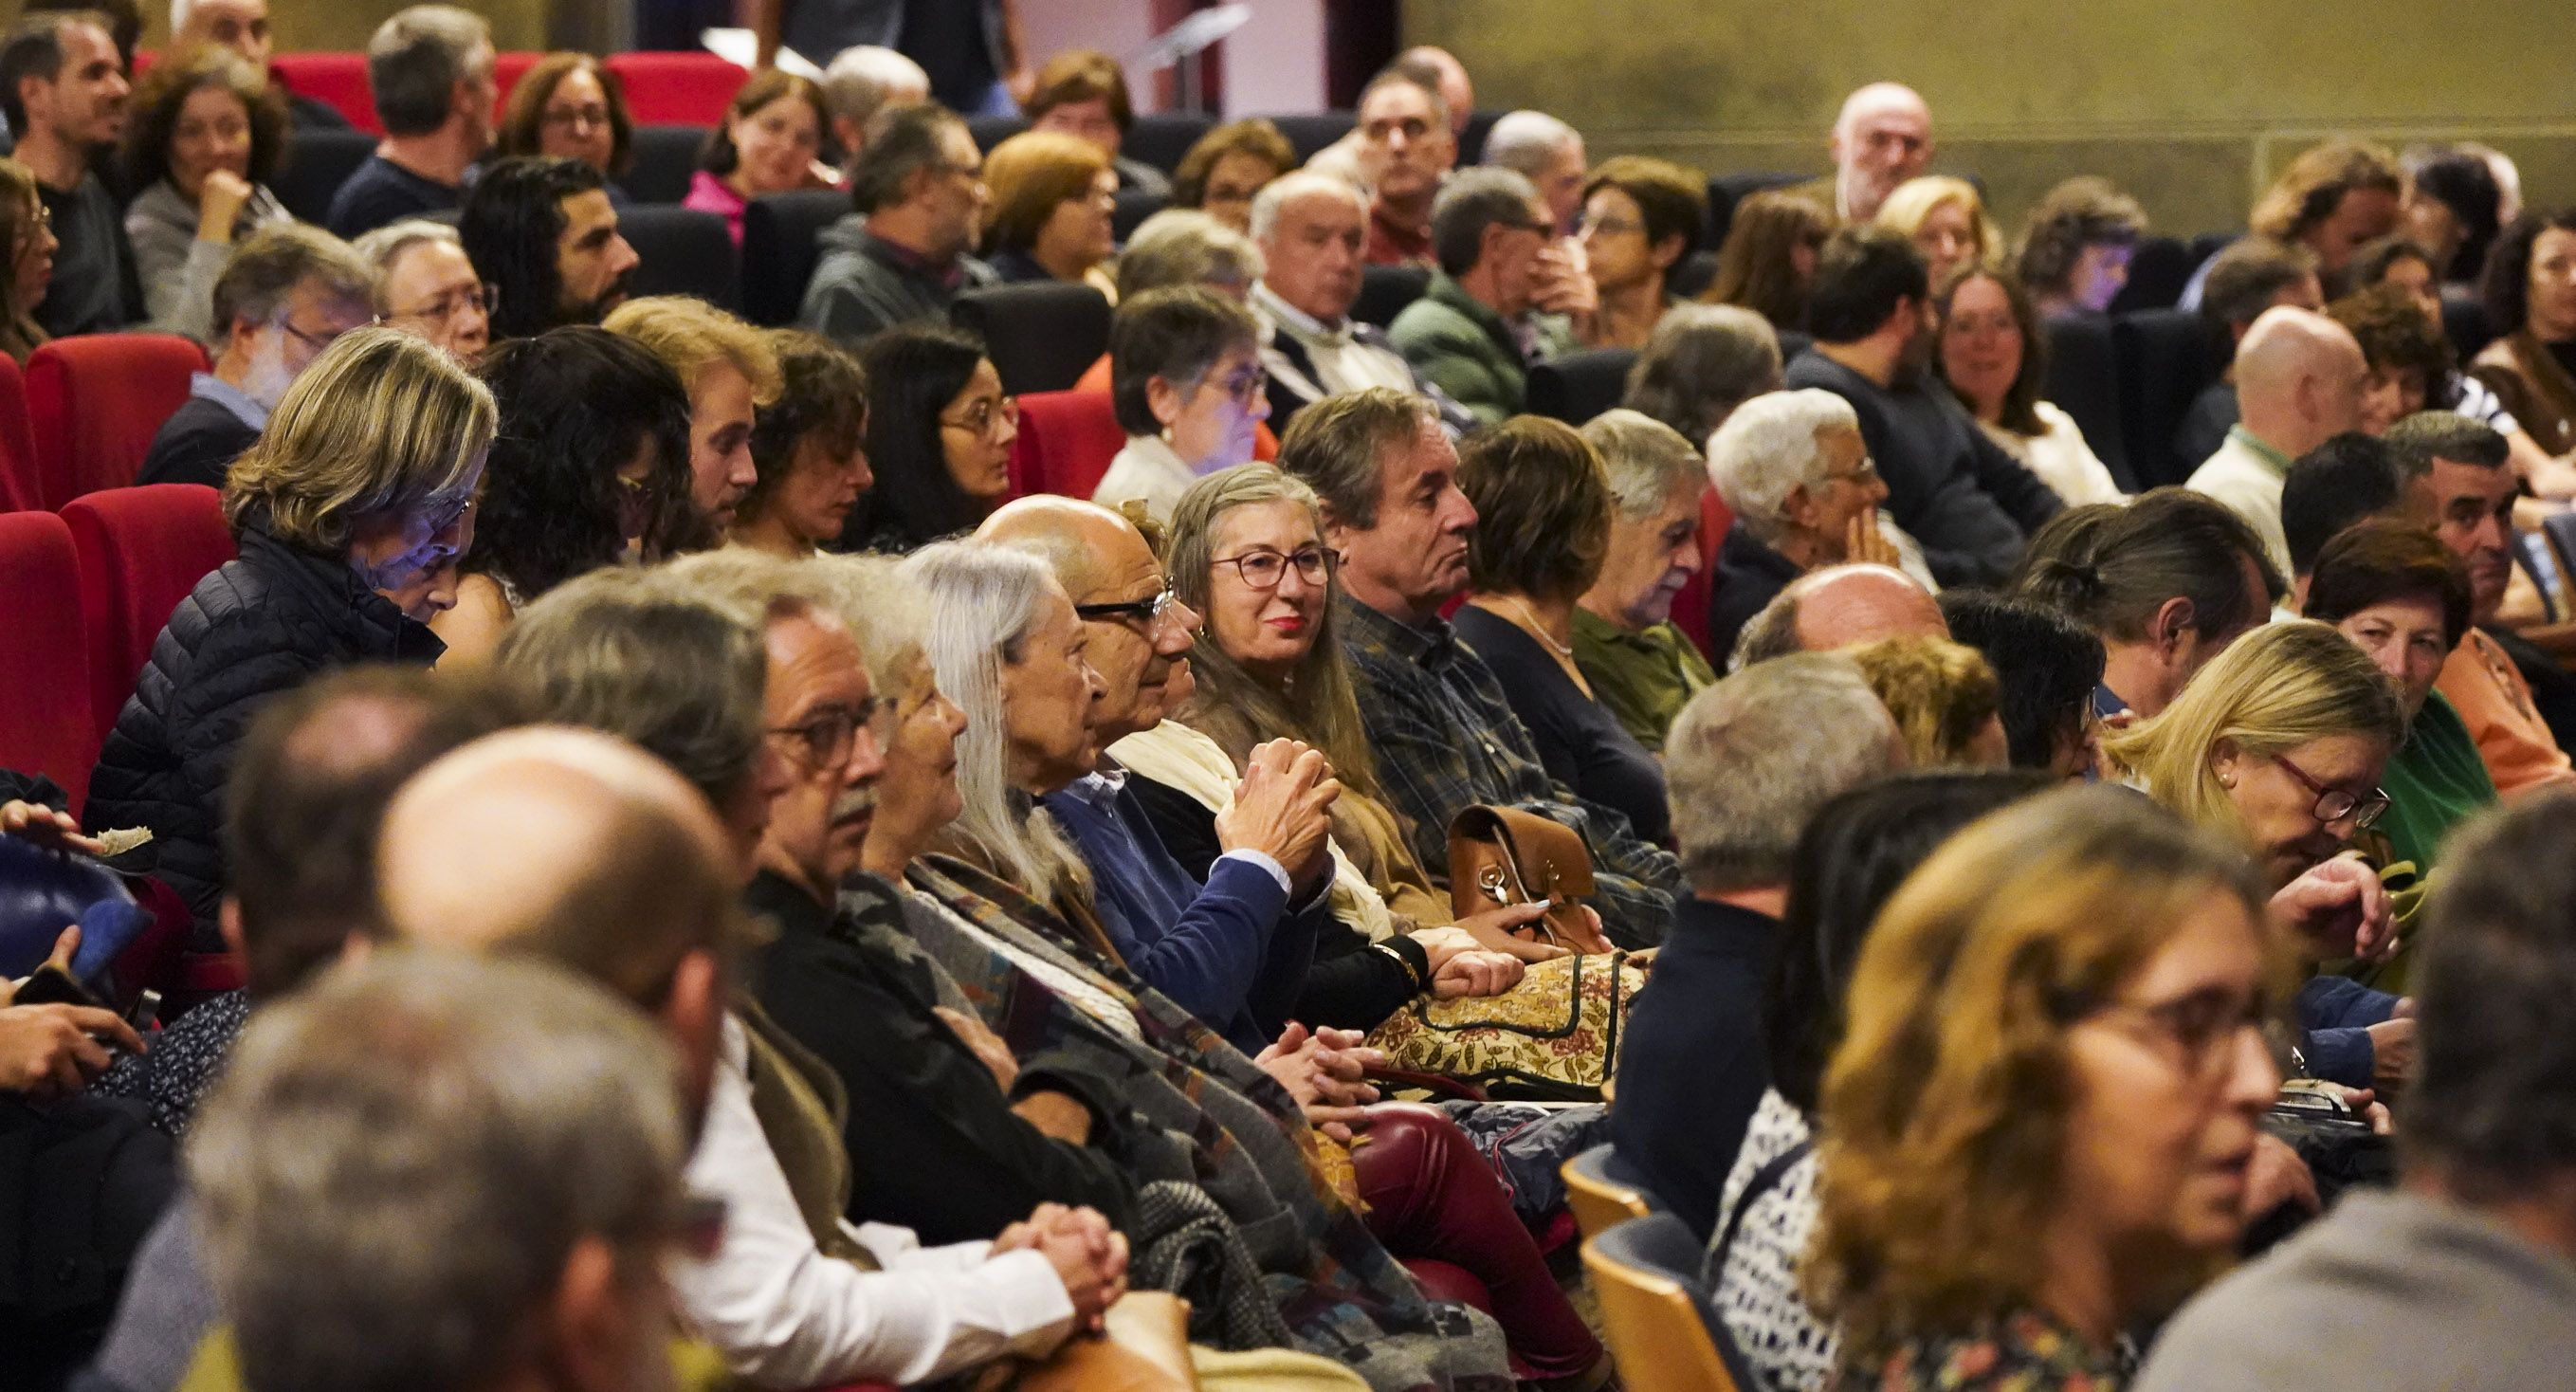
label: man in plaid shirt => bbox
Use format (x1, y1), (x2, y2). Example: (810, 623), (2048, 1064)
(1281, 388), (1683, 946)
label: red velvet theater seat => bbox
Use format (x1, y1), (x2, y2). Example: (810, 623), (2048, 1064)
(0, 511), (99, 814)
(62, 484), (238, 737)
(25, 335), (210, 508)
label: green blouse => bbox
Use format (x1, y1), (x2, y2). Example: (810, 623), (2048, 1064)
(1571, 608), (1717, 755)
(2377, 691), (2500, 876)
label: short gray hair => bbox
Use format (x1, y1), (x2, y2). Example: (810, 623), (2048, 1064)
(349, 217), (462, 298)
(210, 225), (376, 339)
(1274, 386), (1438, 532)
(849, 102), (965, 216)
(1666, 652), (1901, 892)
(903, 540), (1087, 897)
(2384, 410), (2509, 479)
(366, 5), (489, 137)
(1250, 169), (1364, 246)
(1620, 303), (1783, 444)
(1731, 585), (1805, 672)
(1116, 209), (1265, 300)
(1482, 110), (1579, 180)
(1707, 387), (1859, 542)
(805, 552), (931, 695)
(493, 567), (769, 812)
(1582, 409), (1705, 518)
(1430, 166), (1542, 278)
(821, 45), (928, 130)
(192, 949), (685, 1392)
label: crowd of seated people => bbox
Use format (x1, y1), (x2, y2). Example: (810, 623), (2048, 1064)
(15, 18), (2576, 1392)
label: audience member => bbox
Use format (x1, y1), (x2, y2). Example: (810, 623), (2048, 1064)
(325, 6), (493, 238)
(1579, 156), (1704, 350)
(1873, 174), (1996, 286)
(1388, 167), (1574, 425)
(844, 322), (1011, 551)
(1171, 118), (1293, 234)
(2335, 240), (2565, 485)
(1706, 770), (2047, 1392)
(1845, 634), (2006, 766)
(2137, 788), (2576, 1391)
(86, 328), (491, 944)
(188, 951), (694, 1392)
(1730, 563), (1949, 670)
(1094, 285), (1267, 521)
(351, 218), (489, 357)
(1938, 591), (2109, 779)
(1705, 388), (1890, 658)
(493, 53), (631, 193)
(979, 130), (1117, 294)
(2470, 207), (2576, 454)
(1609, 652), (1903, 1239)
(2302, 520), (2497, 879)
(800, 102), (996, 346)
(1106, 207), (1261, 305)
(734, 330), (871, 558)
(1249, 173), (1458, 429)
(2182, 140), (2402, 312)
(2187, 305), (2368, 575)
(685, 70), (831, 246)
(1618, 302), (1781, 443)
(819, 45), (928, 178)
(1023, 49), (1169, 198)
(460, 155), (639, 341)
(2327, 283), (2451, 434)
(1787, 225), (2062, 585)
(0, 157), (55, 363)
(171, 0), (347, 131)
(1574, 410), (1716, 752)
(1483, 110), (1587, 231)
(2281, 431), (2405, 602)
(1452, 417), (1672, 842)
(135, 225), (378, 490)
(605, 295), (783, 546)
(2013, 487), (2278, 718)
(1705, 189), (1833, 334)
(1354, 67), (1456, 267)
(2177, 237), (2328, 464)
(1791, 82), (1934, 223)
(1393, 45), (1475, 142)
(1155, 467), (1556, 981)
(116, 47), (288, 342)
(2398, 142), (2505, 285)
(429, 327), (693, 664)
(1807, 786), (2279, 1387)
(2012, 175), (2147, 315)
(1278, 389), (1685, 945)
(1934, 263), (2126, 504)
(2378, 412), (2576, 797)
(2, 11), (135, 337)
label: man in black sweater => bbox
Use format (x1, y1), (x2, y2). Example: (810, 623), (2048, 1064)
(1782, 226), (2061, 586)
(1607, 652), (1904, 1240)
(137, 227), (377, 490)
(1, 12), (137, 337)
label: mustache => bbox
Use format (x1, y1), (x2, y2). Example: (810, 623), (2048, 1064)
(829, 785), (876, 827)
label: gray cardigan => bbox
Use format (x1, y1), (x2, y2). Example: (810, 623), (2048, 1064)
(123, 178), (290, 345)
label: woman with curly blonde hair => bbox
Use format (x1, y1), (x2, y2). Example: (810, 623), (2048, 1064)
(1806, 784), (2285, 1389)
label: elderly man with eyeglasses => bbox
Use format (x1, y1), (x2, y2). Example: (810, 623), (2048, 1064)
(1386, 167), (1581, 428)
(978, 495), (1343, 1052)
(802, 101), (998, 348)
(137, 224), (380, 490)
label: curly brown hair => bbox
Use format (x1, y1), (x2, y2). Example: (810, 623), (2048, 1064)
(2012, 176), (2146, 302)
(118, 45), (284, 195)
(2328, 282), (2454, 388)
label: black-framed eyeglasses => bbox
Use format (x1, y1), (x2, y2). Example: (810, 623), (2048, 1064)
(1075, 580), (1181, 628)
(2055, 984), (2273, 1083)
(767, 698), (891, 773)
(2271, 752), (2390, 830)
(280, 315), (375, 354)
(1214, 545), (1332, 592)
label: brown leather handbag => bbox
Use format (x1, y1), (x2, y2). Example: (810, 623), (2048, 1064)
(1445, 805), (1614, 954)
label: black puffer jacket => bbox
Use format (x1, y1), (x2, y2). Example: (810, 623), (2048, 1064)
(82, 514), (443, 947)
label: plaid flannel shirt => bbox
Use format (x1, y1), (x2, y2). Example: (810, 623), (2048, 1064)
(1335, 595), (1681, 946)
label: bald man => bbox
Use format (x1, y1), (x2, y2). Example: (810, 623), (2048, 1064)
(979, 497), (1205, 742)
(1395, 45), (1474, 139)
(1729, 562), (1949, 670)
(1791, 82), (1935, 222)
(2186, 305), (2369, 578)
(381, 726), (1117, 1389)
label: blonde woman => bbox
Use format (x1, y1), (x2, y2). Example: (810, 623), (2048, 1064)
(85, 329), (495, 946)
(1807, 784), (2284, 1389)
(1846, 634), (2008, 767)
(1874, 174), (1998, 285)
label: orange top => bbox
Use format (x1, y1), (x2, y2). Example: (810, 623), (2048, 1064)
(2435, 627), (2576, 800)
(1068, 354), (1280, 461)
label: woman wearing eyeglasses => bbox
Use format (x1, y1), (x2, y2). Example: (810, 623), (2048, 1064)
(843, 324), (1016, 553)
(352, 220), (492, 360)
(1808, 784), (2286, 1392)
(1092, 286), (1270, 523)
(2100, 619), (2417, 1092)
(429, 327), (695, 666)
(494, 54), (634, 197)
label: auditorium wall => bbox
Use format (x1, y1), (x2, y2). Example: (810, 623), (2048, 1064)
(1405, 0), (2576, 237)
